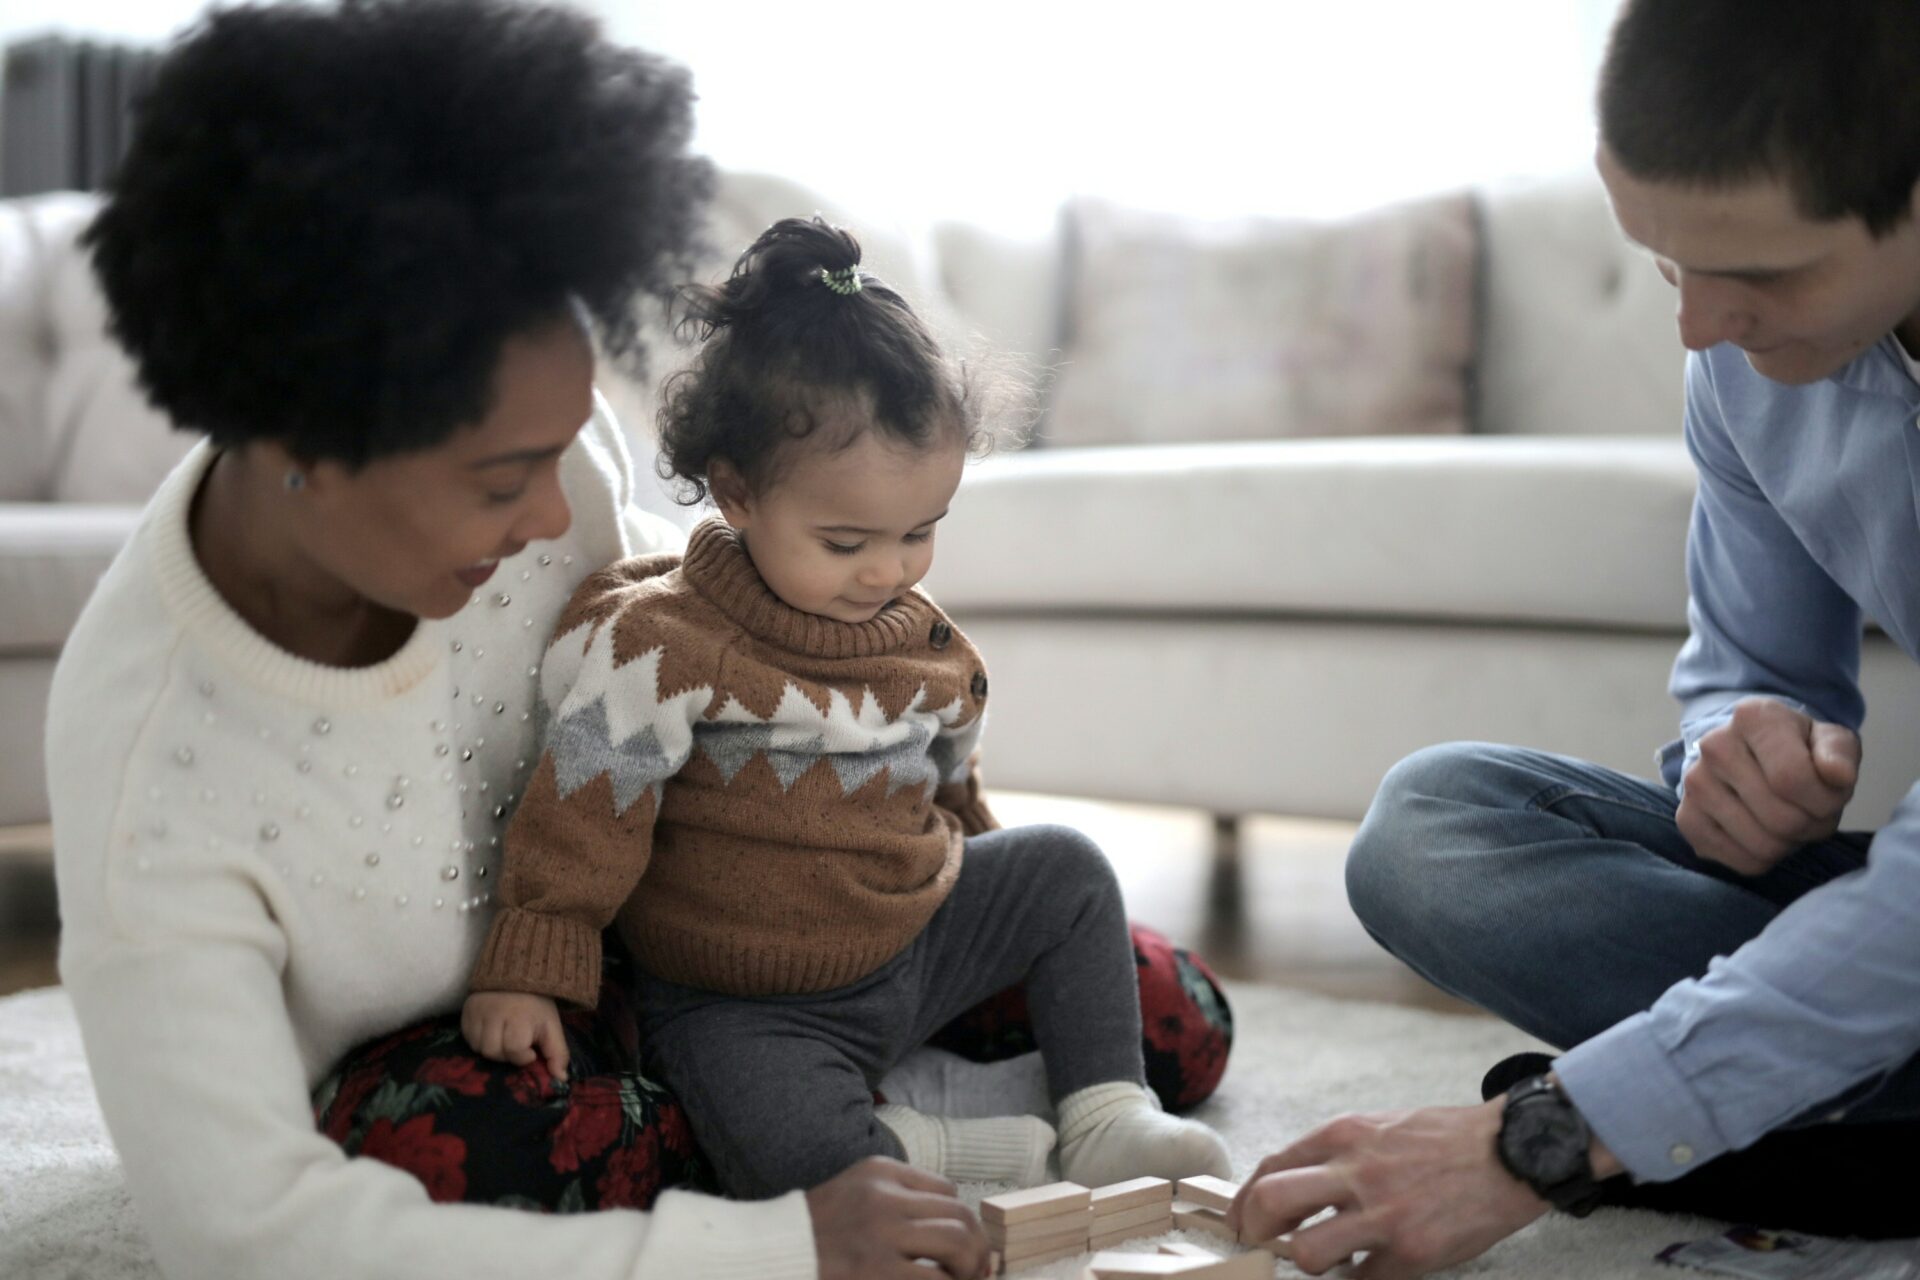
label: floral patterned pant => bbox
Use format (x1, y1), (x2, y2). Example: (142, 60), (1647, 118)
(313, 924), (1232, 1210)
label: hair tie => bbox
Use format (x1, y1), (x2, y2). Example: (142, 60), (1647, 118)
(818, 265), (863, 296)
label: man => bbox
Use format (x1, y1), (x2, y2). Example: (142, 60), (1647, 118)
(1228, 2), (1920, 1275)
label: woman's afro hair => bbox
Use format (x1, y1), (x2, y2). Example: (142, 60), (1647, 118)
(87, 0), (713, 466)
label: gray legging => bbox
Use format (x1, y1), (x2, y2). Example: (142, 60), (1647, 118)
(631, 823), (1145, 1199)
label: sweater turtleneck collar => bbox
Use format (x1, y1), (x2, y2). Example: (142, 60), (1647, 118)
(679, 517), (936, 660)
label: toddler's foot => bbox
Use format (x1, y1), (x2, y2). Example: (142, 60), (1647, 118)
(1055, 1081), (1231, 1188)
(876, 1103), (1055, 1185)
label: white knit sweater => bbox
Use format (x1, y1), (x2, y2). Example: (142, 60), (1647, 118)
(48, 398), (816, 1280)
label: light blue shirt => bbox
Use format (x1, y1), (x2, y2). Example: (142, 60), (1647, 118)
(1555, 336), (1920, 1182)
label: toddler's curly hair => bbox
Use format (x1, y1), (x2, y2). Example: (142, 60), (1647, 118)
(657, 215), (1000, 502)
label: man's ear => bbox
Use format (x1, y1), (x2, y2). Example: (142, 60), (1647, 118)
(707, 458), (753, 529)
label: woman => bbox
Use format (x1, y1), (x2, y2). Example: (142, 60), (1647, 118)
(51, 3), (1232, 1279)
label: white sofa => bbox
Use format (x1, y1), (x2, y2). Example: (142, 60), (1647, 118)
(7, 173), (1920, 838)
(918, 179), (1920, 828)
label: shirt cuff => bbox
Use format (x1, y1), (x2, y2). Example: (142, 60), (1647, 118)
(636, 1188), (817, 1280)
(1553, 1013), (1732, 1184)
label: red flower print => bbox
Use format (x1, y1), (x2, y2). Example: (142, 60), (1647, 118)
(320, 1068), (379, 1145)
(357, 1115), (468, 1202)
(550, 1078), (624, 1173)
(654, 1102), (696, 1158)
(505, 1060), (557, 1107)
(1132, 926), (1231, 1107)
(596, 1128), (663, 1209)
(417, 1056), (489, 1097)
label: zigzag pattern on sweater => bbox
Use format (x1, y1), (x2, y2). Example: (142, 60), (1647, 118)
(544, 623), (978, 813)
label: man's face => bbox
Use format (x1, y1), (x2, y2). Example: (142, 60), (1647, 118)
(1598, 145), (1920, 385)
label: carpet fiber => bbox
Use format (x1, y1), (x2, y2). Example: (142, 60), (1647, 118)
(0, 981), (1722, 1279)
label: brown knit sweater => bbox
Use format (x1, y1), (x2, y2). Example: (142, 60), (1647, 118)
(468, 518), (998, 1004)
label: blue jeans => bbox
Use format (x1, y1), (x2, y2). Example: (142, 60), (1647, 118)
(1345, 741), (1920, 1127)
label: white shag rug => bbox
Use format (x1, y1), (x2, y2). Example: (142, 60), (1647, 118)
(0, 981), (1723, 1279)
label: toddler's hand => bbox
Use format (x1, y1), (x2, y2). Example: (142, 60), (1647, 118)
(462, 990), (569, 1081)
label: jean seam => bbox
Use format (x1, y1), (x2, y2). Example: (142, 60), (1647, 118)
(1524, 781), (1676, 826)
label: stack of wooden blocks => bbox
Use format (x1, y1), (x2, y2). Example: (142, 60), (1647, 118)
(1089, 1177), (1174, 1249)
(983, 1182), (1096, 1272)
(980, 1176), (1292, 1278)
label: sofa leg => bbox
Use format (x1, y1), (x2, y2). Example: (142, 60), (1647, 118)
(0, 824), (52, 868)
(1207, 813), (1243, 921)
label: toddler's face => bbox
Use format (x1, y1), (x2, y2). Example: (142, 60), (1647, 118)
(718, 428), (966, 623)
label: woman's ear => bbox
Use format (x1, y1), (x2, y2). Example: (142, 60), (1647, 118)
(707, 459), (753, 529)
(257, 438), (330, 500)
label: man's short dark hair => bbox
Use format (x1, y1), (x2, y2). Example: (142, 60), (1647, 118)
(88, 0), (712, 466)
(1599, 0), (1920, 236)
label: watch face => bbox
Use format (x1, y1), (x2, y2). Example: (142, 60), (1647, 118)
(1502, 1098), (1589, 1185)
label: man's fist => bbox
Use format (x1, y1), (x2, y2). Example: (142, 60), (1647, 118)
(1677, 698), (1860, 876)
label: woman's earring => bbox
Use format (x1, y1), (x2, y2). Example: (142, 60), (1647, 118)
(284, 468), (306, 492)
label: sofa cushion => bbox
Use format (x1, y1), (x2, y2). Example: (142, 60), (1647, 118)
(1476, 173), (1685, 437)
(1043, 193), (1478, 449)
(927, 436), (1697, 632)
(43, 200), (194, 504)
(0, 194), (102, 501)
(0, 504), (140, 652)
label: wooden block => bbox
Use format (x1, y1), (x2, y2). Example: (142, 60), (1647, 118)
(1091, 1219), (1170, 1250)
(1179, 1251), (1278, 1279)
(1095, 1201), (1175, 1234)
(992, 1208), (1094, 1252)
(1159, 1242), (1218, 1259)
(983, 1181), (1092, 1227)
(1090, 1176), (1174, 1214)
(1170, 1202), (1238, 1243)
(1174, 1176), (1240, 1214)
(1086, 1252), (1212, 1278)
(989, 1249), (1002, 1275)
(1001, 1238), (1090, 1272)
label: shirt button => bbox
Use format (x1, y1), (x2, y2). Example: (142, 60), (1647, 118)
(929, 622), (952, 649)
(1669, 1143), (1695, 1166)
(970, 672), (989, 699)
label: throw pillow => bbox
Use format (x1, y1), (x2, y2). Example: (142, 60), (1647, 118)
(1045, 191), (1478, 447)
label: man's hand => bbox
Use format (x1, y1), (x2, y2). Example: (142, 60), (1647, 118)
(806, 1157), (991, 1280)
(1226, 1102), (1549, 1280)
(1678, 699), (1860, 876)
(461, 990), (569, 1080)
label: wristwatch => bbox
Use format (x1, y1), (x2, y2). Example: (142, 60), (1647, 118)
(1494, 1075), (1605, 1217)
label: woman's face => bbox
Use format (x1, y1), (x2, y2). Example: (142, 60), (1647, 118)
(295, 315), (593, 621)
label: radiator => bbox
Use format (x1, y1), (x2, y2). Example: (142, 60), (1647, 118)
(1, 35), (160, 196)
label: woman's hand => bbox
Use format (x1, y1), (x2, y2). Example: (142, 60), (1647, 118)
(805, 1157), (991, 1280)
(461, 990), (569, 1080)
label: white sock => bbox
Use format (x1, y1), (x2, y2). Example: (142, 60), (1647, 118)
(876, 1103), (1056, 1185)
(1054, 1081), (1231, 1188)
(878, 1047), (1054, 1121)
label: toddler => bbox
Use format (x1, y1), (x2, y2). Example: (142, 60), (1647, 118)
(463, 216), (1231, 1198)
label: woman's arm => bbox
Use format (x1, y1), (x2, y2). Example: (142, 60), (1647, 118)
(60, 929), (815, 1280)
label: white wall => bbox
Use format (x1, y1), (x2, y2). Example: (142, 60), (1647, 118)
(581, 0), (1627, 232)
(0, 0), (1626, 230)
(0, 0), (207, 46)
